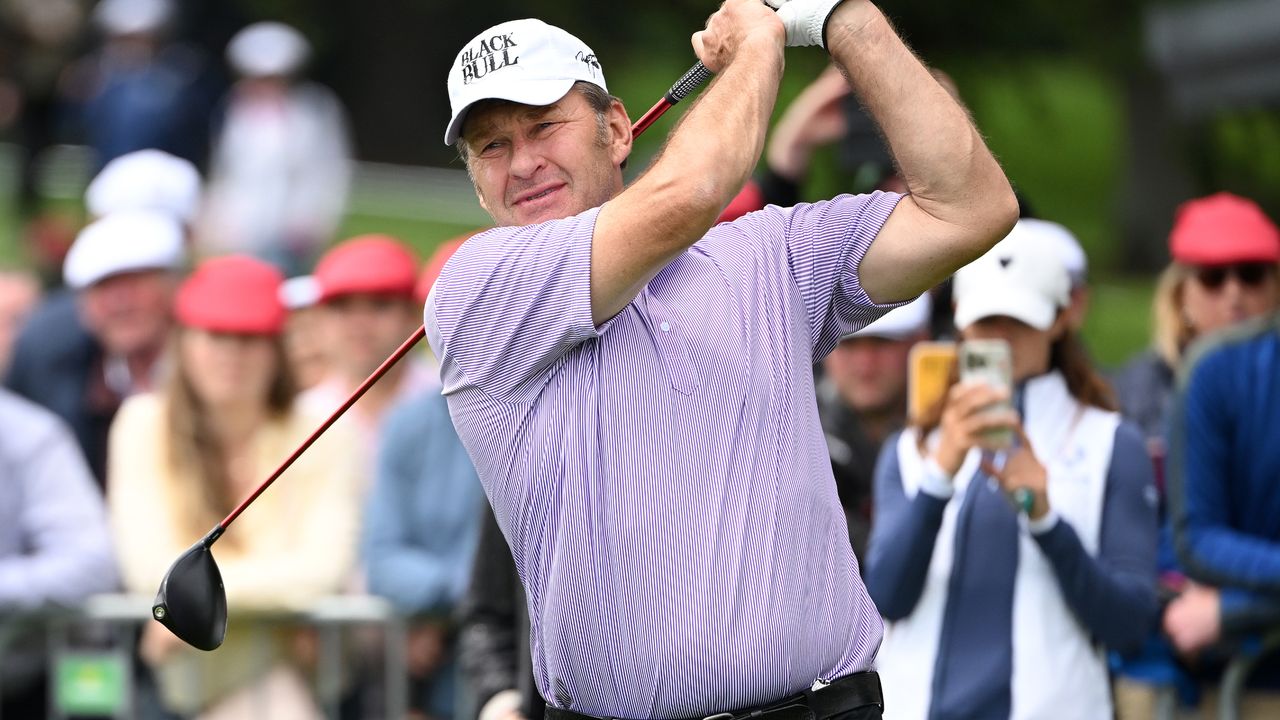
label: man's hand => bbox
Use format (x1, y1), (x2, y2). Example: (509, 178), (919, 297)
(766, 65), (851, 181)
(1164, 583), (1222, 656)
(692, 0), (785, 73)
(591, 0), (784, 324)
(765, 0), (847, 47)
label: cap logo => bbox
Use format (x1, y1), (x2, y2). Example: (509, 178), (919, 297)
(575, 51), (601, 76)
(459, 33), (519, 85)
(999, 256), (1012, 268)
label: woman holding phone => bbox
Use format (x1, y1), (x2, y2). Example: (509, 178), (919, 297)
(864, 220), (1159, 720)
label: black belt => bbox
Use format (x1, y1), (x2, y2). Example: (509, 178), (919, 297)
(544, 670), (882, 720)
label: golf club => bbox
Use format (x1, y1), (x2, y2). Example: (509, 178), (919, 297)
(152, 59), (715, 651)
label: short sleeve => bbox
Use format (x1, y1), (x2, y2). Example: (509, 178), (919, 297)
(725, 192), (907, 361)
(425, 207), (602, 403)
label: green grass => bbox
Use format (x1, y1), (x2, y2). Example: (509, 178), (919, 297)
(1082, 276), (1156, 369)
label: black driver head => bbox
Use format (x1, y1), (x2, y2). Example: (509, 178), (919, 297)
(152, 537), (227, 651)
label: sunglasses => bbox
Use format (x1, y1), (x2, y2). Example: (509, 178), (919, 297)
(1193, 262), (1276, 291)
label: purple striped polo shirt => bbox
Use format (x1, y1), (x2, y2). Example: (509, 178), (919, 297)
(425, 192), (904, 719)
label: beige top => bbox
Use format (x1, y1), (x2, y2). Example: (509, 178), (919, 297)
(108, 393), (362, 713)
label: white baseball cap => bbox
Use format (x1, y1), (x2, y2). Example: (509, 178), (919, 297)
(64, 212), (185, 289)
(849, 293), (932, 341)
(952, 219), (1071, 332)
(279, 275), (321, 310)
(228, 22), (310, 78)
(1024, 218), (1088, 288)
(86, 150), (202, 224)
(445, 19), (608, 146)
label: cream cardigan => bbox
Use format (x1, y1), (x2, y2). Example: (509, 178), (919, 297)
(108, 393), (363, 714)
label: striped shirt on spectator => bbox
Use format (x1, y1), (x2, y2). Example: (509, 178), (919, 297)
(425, 192), (904, 719)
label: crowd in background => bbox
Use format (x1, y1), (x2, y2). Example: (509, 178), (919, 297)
(2, 2), (1280, 720)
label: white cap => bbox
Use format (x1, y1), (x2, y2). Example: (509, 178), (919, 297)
(850, 293), (932, 340)
(227, 22), (310, 78)
(85, 150), (202, 224)
(1024, 218), (1088, 287)
(94, 0), (172, 36)
(952, 219), (1071, 332)
(64, 212), (185, 289)
(279, 275), (321, 310)
(445, 19), (608, 145)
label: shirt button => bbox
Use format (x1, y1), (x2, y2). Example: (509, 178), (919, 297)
(659, 321), (671, 332)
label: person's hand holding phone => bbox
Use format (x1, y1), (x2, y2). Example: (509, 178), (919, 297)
(930, 381), (1020, 477)
(981, 424), (1050, 521)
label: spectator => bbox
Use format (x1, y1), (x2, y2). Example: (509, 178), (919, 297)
(458, 507), (542, 720)
(0, 388), (119, 719)
(1114, 192), (1280, 445)
(818, 293), (931, 557)
(77, 0), (214, 170)
(5, 211), (183, 484)
(302, 235), (436, 479)
(865, 219), (1159, 720)
(108, 255), (360, 719)
(1111, 194), (1280, 717)
(364, 386), (486, 720)
(0, 268), (39, 375)
(198, 21), (351, 275)
(279, 274), (329, 391)
(1162, 283), (1280, 713)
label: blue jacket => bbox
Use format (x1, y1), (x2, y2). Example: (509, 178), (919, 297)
(3, 292), (113, 484)
(363, 387), (486, 616)
(1170, 313), (1280, 637)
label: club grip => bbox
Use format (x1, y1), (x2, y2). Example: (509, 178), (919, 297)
(665, 61), (714, 104)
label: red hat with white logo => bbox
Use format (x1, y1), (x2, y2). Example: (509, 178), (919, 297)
(175, 255), (286, 335)
(445, 19), (608, 145)
(314, 235), (418, 302)
(1169, 192), (1280, 265)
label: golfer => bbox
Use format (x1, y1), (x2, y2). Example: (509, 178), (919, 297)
(426, 1), (1017, 718)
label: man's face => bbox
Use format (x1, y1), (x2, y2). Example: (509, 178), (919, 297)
(822, 335), (914, 415)
(320, 293), (420, 380)
(461, 89), (630, 227)
(79, 270), (175, 356)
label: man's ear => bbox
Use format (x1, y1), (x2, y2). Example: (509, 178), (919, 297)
(607, 99), (633, 168)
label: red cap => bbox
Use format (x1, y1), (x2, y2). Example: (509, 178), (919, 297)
(175, 255), (286, 335)
(1169, 193), (1280, 265)
(314, 235), (418, 302)
(717, 181), (766, 223)
(415, 232), (481, 303)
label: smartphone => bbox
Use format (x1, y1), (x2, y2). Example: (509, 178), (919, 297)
(958, 339), (1013, 449)
(908, 342), (957, 424)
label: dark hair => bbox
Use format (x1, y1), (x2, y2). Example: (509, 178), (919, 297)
(914, 323), (1116, 451)
(454, 81), (622, 167)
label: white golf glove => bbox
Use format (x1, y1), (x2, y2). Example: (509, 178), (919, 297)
(764, 0), (846, 48)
